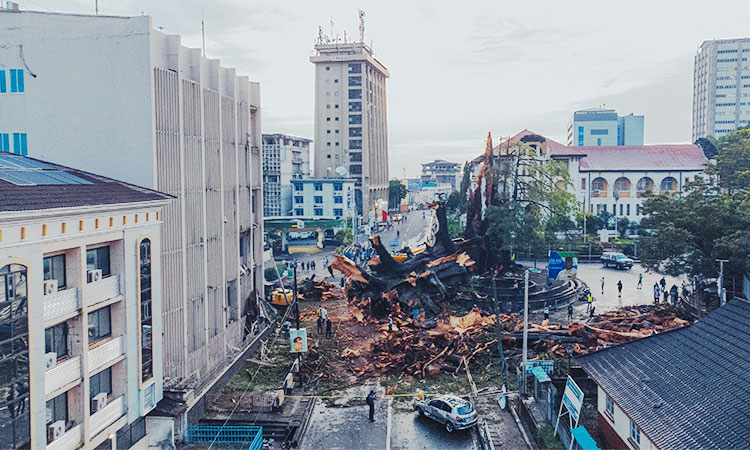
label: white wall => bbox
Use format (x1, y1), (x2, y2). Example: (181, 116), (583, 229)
(597, 385), (656, 450)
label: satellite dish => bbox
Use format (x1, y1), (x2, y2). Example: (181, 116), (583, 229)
(335, 166), (348, 177)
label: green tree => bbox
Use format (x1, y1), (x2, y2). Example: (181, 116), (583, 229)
(708, 127), (750, 194)
(458, 162), (471, 212)
(335, 228), (353, 246)
(388, 180), (407, 211)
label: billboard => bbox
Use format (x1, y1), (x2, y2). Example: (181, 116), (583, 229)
(548, 251), (578, 281)
(289, 328), (308, 353)
(562, 376), (584, 422)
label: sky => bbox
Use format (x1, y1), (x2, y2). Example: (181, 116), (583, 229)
(30, 0), (750, 177)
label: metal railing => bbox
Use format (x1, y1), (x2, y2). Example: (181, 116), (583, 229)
(186, 425), (263, 449)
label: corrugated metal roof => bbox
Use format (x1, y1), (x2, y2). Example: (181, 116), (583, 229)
(555, 144), (708, 171)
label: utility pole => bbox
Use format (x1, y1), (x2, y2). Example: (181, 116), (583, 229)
(717, 259), (728, 306)
(521, 269), (529, 396)
(293, 264), (300, 329)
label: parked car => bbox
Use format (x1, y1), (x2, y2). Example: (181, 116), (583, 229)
(413, 394), (477, 432)
(601, 252), (634, 269)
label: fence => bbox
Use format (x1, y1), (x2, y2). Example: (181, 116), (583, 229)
(186, 425), (263, 449)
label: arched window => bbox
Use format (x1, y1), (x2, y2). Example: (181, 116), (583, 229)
(661, 177), (678, 193)
(614, 177), (631, 197)
(138, 239), (153, 384)
(591, 177), (607, 197)
(0, 263), (30, 449)
(637, 177), (654, 197)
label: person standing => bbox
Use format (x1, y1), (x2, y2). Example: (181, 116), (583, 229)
(660, 277), (666, 292)
(587, 292), (593, 312)
(412, 308), (419, 324)
(388, 315), (393, 332)
(366, 390), (376, 422)
(637, 273), (643, 289)
(663, 286), (668, 304)
(326, 318), (332, 338)
(617, 280), (623, 297)
(311, 260), (316, 272)
(543, 304), (550, 320)
(317, 316), (323, 334)
(670, 285), (679, 304)
(567, 303), (573, 322)
(653, 283), (660, 304)
(600, 277), (605, 295)
(321, 305), (328, 321)
(589, 306), (596, 320)
(341, 276), (346, 288)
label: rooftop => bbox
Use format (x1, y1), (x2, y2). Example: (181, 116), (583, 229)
(578, 299), (750, 450)
(555, 144), (708, 171)
(0, 153), (173, 212)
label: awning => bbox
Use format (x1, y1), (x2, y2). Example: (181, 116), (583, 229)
(531, 366), (551, 383)
(571, 426), (600, 450)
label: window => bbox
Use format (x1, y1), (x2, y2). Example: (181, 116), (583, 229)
(349, 76), (362, 86)
(335, 104), (339, 109)
(12, 133), (27, 156)
(577, 126), (584, 146)
(9, 69), (24, 93)
(326, 117), (331, 122)
(334, 196), (343, 204)
(630, 420), (640, 446)
(314, 183), (323, 191)
(335, 130), (340, 134)
(349, 101), (362, 112)
(88, 305), (111, 341)
(0, 133), (9, 153)
(294, 209), (303, 216)
(46, 392), (67, 426)
(581, 178), (586, 190)
(43, 254), (66, 290)
(327, 130), (331, 134)
(349, 115), (362, 124)
(350, 164), (362, 175)
(619, 204), (623, 215)
(90, 367), (112, 404)
(335, 142), (340, 147)
(591, 177), (608, 197)
(326, 66), (330, 71)
(335, 117), (339, 121)
(45, 323), (68, 358)
(637, 177), (654, 196)
(334, 79), (338, 83)
(348, 63), (362, 74)
(325, 92), (330, 97)
(349, 89), (362, 99)
(661, 177), (678, 192)
(294, 184), (303, 191)
(325, 79), (330, 85)
(0, 70), (5, 93)
(86, 246), (111, 277)
(596, 138), (602, 146)
(590, 129), (609, 135)
(350, 152), (362, 162)
(326, 142), (331, 147)
(314, 208), (323, 216)
(326, 104), (330, 109)
(334, 208), (343, 216)
(138, 239), (153, 383)
(116, 417), (146, 450)
(334, 92), (339, 96)
(636, 204), (641, 215)
(605, 395), (614, 417)
(626, 204), (630, 215)
(349, 127), (362, 137)
(294, 196), (304, 204)
(614, 177), (631, 197)
(334, 183), (343, 191)
(314, 196), (323, 203)
(349, 139), (363, 150)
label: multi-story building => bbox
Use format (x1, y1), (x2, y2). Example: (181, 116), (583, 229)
(0, 153), (172, 449)
(262, 134), (312, 216)
(692, 37), (750, 140)
(420, 160), (462, 192)
(566, 109), (645, 147)
(0, 10), (264, 437)
(310, 26), (389, 217)
(290, 178), (357, 218)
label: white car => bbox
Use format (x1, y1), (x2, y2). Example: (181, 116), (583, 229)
(414, 394), (478, 432)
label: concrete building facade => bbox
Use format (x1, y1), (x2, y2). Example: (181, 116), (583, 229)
(692, 37), (750, 140)
(420, 160), (462, 192)
(0, 10), (265, 437)
(566, 109), (644, 147)
(262, 134), (312, 217)
(0, 153), (172, 449)
(310, 31), (389, 217)
(290, 178), (356, 219)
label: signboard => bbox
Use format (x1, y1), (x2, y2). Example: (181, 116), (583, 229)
(562, 376), (584, 422)
(531, 366), (551, 383)
(548, 251), (578, 281)
(289, 328), (308, 353)
(525, 360), (554, 375)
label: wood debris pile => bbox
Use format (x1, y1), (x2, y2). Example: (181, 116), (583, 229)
(298, 275), (345, 302)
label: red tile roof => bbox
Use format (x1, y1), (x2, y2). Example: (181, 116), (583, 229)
(559, 144), (708, 171)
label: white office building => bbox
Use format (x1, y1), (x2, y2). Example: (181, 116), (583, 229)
(310, 19), (389, 217)
(0, 153), (172, 449)
(290, 178), (357, 219)
(0, 10), (264, 437)
(692, 37), (750, 140)
(566, 109), (645, 147)
(262, 134), (312, 217)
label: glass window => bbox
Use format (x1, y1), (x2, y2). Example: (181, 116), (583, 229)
(348, 76), (362, 86)
(349, 89), (362, 99)
(630, 420), (640, 445)
(314, 208), (323, 216)
(349, 115), (362, 125)
(348, 101), (362, 112)
(314, 196), (323, 203)
(314, 183), (323, 191)
(334, 196), (343, 204)
(294, 209), (304, 216)
(90, 367), (112, 403)
(348, 63), (361, 74)
(349, 140), (363, 150)
(43, 254), (66, 289)
(46, 392), (67, 426)
(9, 69), (24, 93)
(349, 127), (362, 138)
(0, 70), (5, 93)
(294, 184), (303, 191)
(334, 183), (343, 191)
(88, 306), (111, 341)
(636, 177), (654, 196)
(334, 208), (343, 217)
(138, 239), (153, 382)
(350, 165), (362, 175)
(86, 246), (110, 277)
(661, 177), (678, 192)
(350, 153), (362, 162)
(294, 196), (304, 204)
(45, 323), (68, 358)
(591, 178), (607, 197)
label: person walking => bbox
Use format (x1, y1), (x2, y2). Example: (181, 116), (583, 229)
(587, 292), (593, 312)
(617, 280), (623, 297)
(670, 285), (679, 304)
(366, 390), (376, 422)
(567, 303), (573, 322)
(412, 308), (420, 324)
(311, 260), (316, 272)
(321, 305), (328, 320)
(317, 316), (323, 334)
(600, 276), (605, 295)
(653, 282), (660, 304)
(637, 273), (643, 289)
(388, 315), (393, 332)
(325, 318), (332, 338)
(341, 276), (346, 288)
(660, 277), (666, 292)
(543, 303), (550, 320)
(589, 306), (596, 320)
(663, 286), (668, 304)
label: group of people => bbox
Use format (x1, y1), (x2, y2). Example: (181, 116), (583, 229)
(652, 277), (680, 305)
(316, 305), (332, 338)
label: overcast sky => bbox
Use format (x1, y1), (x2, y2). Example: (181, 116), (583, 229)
(33, 0), (750, 177)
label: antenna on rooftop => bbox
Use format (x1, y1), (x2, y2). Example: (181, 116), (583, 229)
(330, 16), (334, 41)
(201, 20), (206, 57)
(358, 9), (366, 43)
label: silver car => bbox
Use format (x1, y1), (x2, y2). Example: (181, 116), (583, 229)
(414, 394), (478, 432)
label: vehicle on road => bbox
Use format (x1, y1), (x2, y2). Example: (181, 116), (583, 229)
(392, 213), (403, 222)
(413, 394), (477, 432)
(601, 252), (634, 270)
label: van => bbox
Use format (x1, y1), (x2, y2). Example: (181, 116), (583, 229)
(601, 252), (633, 270)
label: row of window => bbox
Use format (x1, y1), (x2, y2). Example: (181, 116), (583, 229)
(0, 133), (28, 155)
(0, 69), (24, 93)
(605, 395), (640, 446)
(46, 366), (112, 428)
(294, 208), (344, 217)
(592, 203), (643, 216)
(325, 63), (362, 73)
(293, 182), (343, 192)
(588, 176), (677, 197)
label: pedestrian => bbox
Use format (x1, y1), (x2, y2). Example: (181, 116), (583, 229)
(388, 315), (393, 332)
(670, 285), (679, 304)
(663, 287), (668, 304)
(587, 292), (593, 312)
(323, 256), (329, 268)
(317, 305), (323, 319)
(396, 314), (402, 331)
(660, 277), (666, 291)
(600, 276), (605, 295)
(311, 260), (316, 271)
(366, 390), (376, 422)
(637, 273), (643, 289)
(653, 283), (660, 304)
(321, 305), (328, 320)
(412, 308), (419, 323)
(341, 276), (346, 288)
(543, 303), (550, 320)
(589, 306), (596, 319)
(567, 303), (573, 322)
(317, 316), (323, 334)
(326, 318), (332, 338)
(617, 280), (623, 297)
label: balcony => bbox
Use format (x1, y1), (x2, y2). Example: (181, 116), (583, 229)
(47, 424), (82, 450)
(45, 356), (81, 397)
(90, 395), (125, 438)
(44, 288), (79, 325)
(88, 336), (125, 373)
(86, 275), (120, 308)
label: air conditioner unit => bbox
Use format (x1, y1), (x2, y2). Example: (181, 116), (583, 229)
(44, 279), (59, 295)
(92, 392), (108, 412)
(87, 269), (103, 283)
(47, 420), (64, 442)
(594, 189), (601, 196)
(45, 352), (57, 369)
